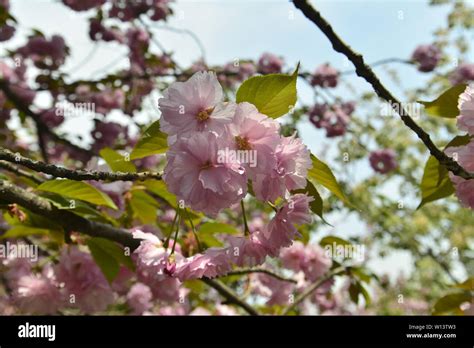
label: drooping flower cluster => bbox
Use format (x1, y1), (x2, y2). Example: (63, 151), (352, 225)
(411, 44), (441, 73)
(257, 53), (284, 74)
(133, 194), (313, 282)
(450, 63), (474, 85)
(369, 149), (398, 174)
(446, 85), (474, 210)
(309, 101), (355, 137)
(17, 34), (69, 70)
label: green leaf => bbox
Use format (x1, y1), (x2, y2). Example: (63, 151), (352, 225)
(100, 147), (136, 173)
(86, 238), (120, 283)
(236, 64), (299, 118)
(294, 180), (330, 224)
(142, 180), (177, 207)
(0, 226), (51, 239)
(418, 156), (454, 208)
(454, 278), (474, 291)
(130, 189), (159, 224)
(418, 84), (467, 118)
(320, 235), (353, 248)
(40, 192), (117, 226)
(432, 292), (472, 315)
(37, 179), (117, 210)
(309, 154), (351, 206)
(199, 222), (239, 235)
(418, 135), (471, 208)
(198, 222), (239, 247)
(130, 120), (168, 160)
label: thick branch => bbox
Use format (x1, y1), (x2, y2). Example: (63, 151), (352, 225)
(0, 148), (162, 182)
(0, 179), (140, 248)
(293, 0), (474, 180)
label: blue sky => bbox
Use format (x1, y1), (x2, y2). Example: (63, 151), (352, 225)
(3, 0), (470, 281)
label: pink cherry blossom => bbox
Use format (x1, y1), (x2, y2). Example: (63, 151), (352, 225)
(225, 102), (280, 178)
(456, 85), (474, 135)
(55, 247), (114, 313)
(411, 44), (441, 72)
(369, 149), (398, 174)
(311, 63), (339, 88)
(163, 131), (247, 216)
(13, 268), (62, 315)
(257, 53), (284, 74)
(253, 135), (311, 203)
(127, 283), (153, 315)
(159, 71), (235, 139)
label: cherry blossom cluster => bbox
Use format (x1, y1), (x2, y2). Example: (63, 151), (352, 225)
(411, 44), (441, 73)
(369, 149), (398, 174)
(446, 85), (474, 210)
(130, 70), (315, 282)
(309, 101), (356, 137)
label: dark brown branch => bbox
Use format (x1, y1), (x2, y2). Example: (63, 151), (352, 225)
(0, 179), (140, 248)
(224, 268), (297, 284)
(0, 79), (94, 159)
(0, 148), (162, 182)
(202, 278), (259, 316)
(0, 160), (44, 184)
(293, 0), (474, 180)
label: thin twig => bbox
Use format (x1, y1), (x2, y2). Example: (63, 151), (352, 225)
(0, 148), (162, 182)
(224, 268), (297, 284)
(0, 160), (44, 184)
(281, 266), (347, 315)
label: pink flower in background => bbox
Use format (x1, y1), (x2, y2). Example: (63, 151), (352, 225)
(13, 267), (62, 315)
(39, 108), (65, 128)
(411, 44), (441, 72)
(369, 149), (398, 174)
(159, 71), (234, 139)
(309, 102), (355, 137)
(93, 88), (126, 114)
(17, 34), (68, 70)
(300, 244), (332, 282)
(89, 19), (124, 43)
(257, 52), (284, 74)
(91, 120), (129, 152)
(450, 63), (474, 85)
(456, 85), (474, 135)
(0, 24), (15, 42)
(251, 273), (295, 306)
(62, 0), (105, 11)
(253, 135), (311, 202)
(126, 283), (153, 315)
(164, 131), (247, 216)
(228, 234), (268, 267)
(55, 247), (114, 314)
(225, 102), (280, 178)
(215, 304), (237, 315)
(311, 63), (339, 88)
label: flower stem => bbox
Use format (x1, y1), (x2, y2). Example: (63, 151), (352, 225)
(241, 200), (250, 236)
(164, 209), (179, 249)
(185, 208), (202, 252)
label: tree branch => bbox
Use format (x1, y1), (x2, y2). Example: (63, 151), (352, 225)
(0, 179), (140, 248)
(224, 268), (297, 284)
(201, 278), (259, 315)
(292, 0), (474, 180)
(281, 266), (347, 315)
(0, 160), (44, 184)
(0, 148), (162, 182)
